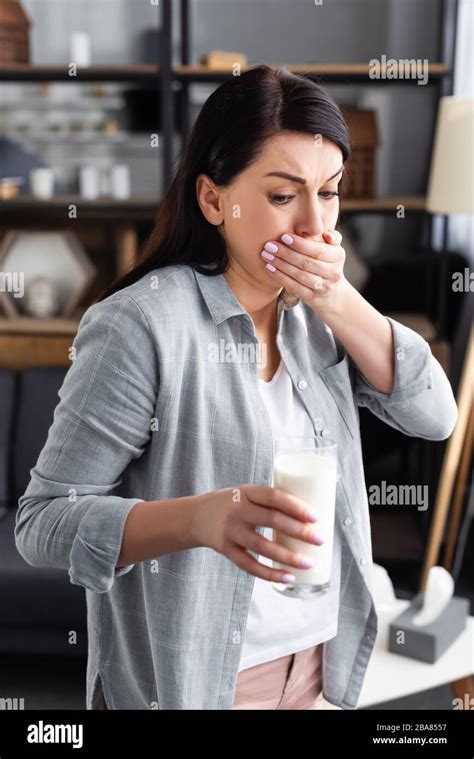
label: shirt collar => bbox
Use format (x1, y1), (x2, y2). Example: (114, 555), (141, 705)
(193, 268), (301, 326)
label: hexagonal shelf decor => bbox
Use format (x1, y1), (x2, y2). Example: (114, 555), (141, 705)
(0, 230), (97, 318)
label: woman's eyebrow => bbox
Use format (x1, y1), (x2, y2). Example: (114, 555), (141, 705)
(263, 166), (344, 184)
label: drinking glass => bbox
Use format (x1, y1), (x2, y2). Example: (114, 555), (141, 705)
(271, 435), (338, 599)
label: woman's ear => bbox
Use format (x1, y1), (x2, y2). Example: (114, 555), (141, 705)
(196, 174), (224, 226)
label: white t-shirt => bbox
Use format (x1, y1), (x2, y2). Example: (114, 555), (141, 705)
(238, 358), (341, 672)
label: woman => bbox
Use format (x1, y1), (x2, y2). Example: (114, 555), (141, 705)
(15, 65), (458, 710)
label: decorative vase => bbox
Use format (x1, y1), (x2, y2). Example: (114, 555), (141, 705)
(0, 0), (31, 64)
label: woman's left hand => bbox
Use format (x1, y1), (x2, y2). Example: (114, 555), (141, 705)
(260, 229), (348, 316)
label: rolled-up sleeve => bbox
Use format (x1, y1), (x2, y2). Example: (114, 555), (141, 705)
(15, 294), (157, 593)
(353, 317), (458, 441)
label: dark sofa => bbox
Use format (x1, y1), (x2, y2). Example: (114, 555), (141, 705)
(0, 367), (87, 657)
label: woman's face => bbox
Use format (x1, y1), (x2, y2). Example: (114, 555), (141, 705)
(196, 131), (344, 291)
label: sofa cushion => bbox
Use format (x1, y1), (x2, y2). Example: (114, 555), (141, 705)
(0, 368), (15, 510)
(13, 367), (68, 504)
(0, 509), (86, 632)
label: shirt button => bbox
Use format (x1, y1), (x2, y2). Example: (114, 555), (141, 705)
(360, 557), (367, 566)
(298, 380), (307, 390)
(344, 517), (353, 527)
(321, 428), (330, 438)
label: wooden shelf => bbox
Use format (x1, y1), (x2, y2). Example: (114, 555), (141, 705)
(0, 195), (160, 221)
(0, 334), (73, 369)
(175, 63), (449, 83)
(0, 315), (81, 335)
(0, 312), (83, 369)
(279, 63), (448, 75)
(341, 195), (426, 214)
(0, 62), (449, 83)
(384, 312), (438, 342)
(0, 64), (160, 82)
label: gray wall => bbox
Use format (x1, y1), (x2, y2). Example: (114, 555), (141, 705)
(22, 0), (158, 65)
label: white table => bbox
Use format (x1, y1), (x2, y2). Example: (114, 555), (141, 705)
(357, 599), (474, 708)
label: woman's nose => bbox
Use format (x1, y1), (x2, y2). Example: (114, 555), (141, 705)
(294, 204), (325, 240)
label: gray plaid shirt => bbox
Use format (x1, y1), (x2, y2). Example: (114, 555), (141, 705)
(15, 264), (458, 709)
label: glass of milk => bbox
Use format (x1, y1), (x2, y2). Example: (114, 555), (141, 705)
(271, 435), (337, 599)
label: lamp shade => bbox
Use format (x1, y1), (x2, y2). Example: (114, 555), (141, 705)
(426, 97), (474, 214)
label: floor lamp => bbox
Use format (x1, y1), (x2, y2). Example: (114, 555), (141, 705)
(422, 95), (473, 706)
(426, 97), (473, 339)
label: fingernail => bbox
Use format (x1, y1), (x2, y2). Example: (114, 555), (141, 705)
(281, 573), (296, 583)
(264, 241), (279, 253)
(312, 532), (325, 545)
(261, 250), (275, 261)
(307, 510), (318, 522)
(281, 233), (293, 245)
(299, 557), (315, 569)
(266, 263), (277, 273)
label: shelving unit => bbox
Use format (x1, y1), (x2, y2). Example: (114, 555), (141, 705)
(0, 64), (161, 82)
(0, 0), (459, 368)
(0, 6), (162, 365)
(0, 195), (160, 219)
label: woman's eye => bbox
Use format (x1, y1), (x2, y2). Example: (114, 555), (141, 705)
(319, 191), (340, 200)
(270, 191), (339, 205)
(270, 194), (295, 205)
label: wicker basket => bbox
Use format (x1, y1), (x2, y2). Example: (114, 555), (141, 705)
(340, 107), (379, 199)
(0, 0), (31, 64)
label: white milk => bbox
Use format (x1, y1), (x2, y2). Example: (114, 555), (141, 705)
(272, 451), (337, 586)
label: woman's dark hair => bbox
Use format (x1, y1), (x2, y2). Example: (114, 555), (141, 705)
(96, 64), (351, 302)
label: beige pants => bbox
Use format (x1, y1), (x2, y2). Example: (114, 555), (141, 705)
(231, 643), (343, 710)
